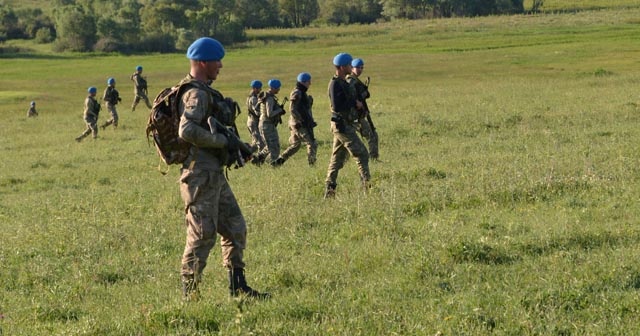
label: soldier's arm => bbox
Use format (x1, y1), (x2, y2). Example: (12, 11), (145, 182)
(178, 88), (227, 149)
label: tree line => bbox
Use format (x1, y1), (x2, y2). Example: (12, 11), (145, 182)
(0, 0), (530, 53)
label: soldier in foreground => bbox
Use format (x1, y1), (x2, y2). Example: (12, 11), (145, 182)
(276, 72), (318, 166)
(177, 37), (268, 300)
(324, 53), (371, 198)
(75, 87), (100, 142)
(130, 65), (152, 111)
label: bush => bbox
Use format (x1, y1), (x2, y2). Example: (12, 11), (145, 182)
(137, 33), (175, 53)
(94, 37), (127, 53)
(34, 27), (54, 44)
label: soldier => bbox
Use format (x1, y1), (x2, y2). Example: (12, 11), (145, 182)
(324, 53), (371, 198)
(347, 58), (379, 160)
(246, 80), (265, 154)
(27, 101), (38, 117)
(130, 65), (152, 111)
(276, 72), (318, 166)
(75, 87), (101, 142)
(256, 79), (285, 166)
(100, 77), (121, 130)
(177, 37), (268, 300)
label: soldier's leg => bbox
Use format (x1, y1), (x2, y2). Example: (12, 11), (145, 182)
(342, 126), (371, 183)
(279, 128), (301, 162)
(217, 178), (268, 298)
(143, 94), (152, 109)
(132, 96), (140, 111)
(262, 123), (280, 164)
(89, 121), (99, 139)
(301, 129), (318, 166)
(180, 169), (218, 300)
(325, 134), (349, 196)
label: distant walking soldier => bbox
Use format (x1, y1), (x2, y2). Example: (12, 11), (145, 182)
(246, 80), (265, 154)
(324, 53), (371, 198)
(27, 101), (38, 117)
(347, 58), (379, 160)
(276, 72), (318, 166)
(75, 87), (101, 142)
(130, 65), (152, 111)
(101, 77), (121, 130)
(256, 79), (285, 166)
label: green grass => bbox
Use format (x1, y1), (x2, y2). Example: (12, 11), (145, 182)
(2, 6), (640, 335)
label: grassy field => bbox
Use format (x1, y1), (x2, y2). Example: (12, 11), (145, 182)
(2, 6), (640, 335)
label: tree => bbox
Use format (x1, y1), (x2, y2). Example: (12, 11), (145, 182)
(279, 0), (319, 27)
(53, 5), (97, 51)
(235, 0), (279, 28)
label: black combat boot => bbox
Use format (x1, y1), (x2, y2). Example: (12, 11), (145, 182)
(228, 268), (270, 299)
(182, 275), (200, 301)
(323, 183), (337, 199)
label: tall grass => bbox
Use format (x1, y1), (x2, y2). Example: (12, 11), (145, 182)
(2, 7), (640, 335)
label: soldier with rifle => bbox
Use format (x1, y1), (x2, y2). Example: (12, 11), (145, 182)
(324, 53), (371, 198)
(130, 65), (152, 111)
(255, 79), (286, 166)
(275, 72), (318, 166)
(176, 37), (269, 301)
(347, 58), (379, 160)
(246, 80), (265, 156)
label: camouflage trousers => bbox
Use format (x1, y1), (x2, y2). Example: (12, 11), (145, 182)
(77, 117), (98, 140)
(102, 103), (118, 128)
(280, 125), (317, 165)
(247, 116), (265, 152)
(357, 117), (379, 159)
(258, 119), (280, 164)
(132, 93), (152, 111)
(325, 121), (370, 187)
(180, 168), (247, 284)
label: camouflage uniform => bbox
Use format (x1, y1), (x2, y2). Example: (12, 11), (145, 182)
(278, 82), (318, 165)
(176, 75), (248, 294)
(130, 71), (152, 111)
(257, 92), (285, 165)
(101, 85), (121, 129)
(325, 74), (370, 194)
(347, 74), (379, 160)
(246, 90), (265, 152)
(27, 106), (38, 117)
(75, 94), (100, 141)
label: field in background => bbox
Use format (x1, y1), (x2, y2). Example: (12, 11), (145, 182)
(1, 6), (640, 335)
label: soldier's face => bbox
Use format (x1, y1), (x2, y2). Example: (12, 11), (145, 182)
(353, 66), (363, 76)
(205, 60), (222, 81)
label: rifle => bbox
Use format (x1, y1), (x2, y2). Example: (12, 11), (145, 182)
(274, 97), (288, 126)
(207, 116), (255, 169)
(361, 76), (375, 131)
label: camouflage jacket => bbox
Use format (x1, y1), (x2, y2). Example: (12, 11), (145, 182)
(103, 86), (120, 105)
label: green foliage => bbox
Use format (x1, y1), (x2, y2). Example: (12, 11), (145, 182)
(2, 5), (640, 335)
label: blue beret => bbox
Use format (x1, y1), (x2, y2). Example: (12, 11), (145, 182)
(107, 77), (115, 85)
(333, 53), (352, 66)
(136, 65), (143, 71)
(268, 79), (281, 89)
(250, 80), (263, 88)
(351, 58), (364, 67)
(186, 37), (225, 61)
(30, 101), (36, 106)
(297, 72), (311, 83)
(88, 87), (97, 94)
